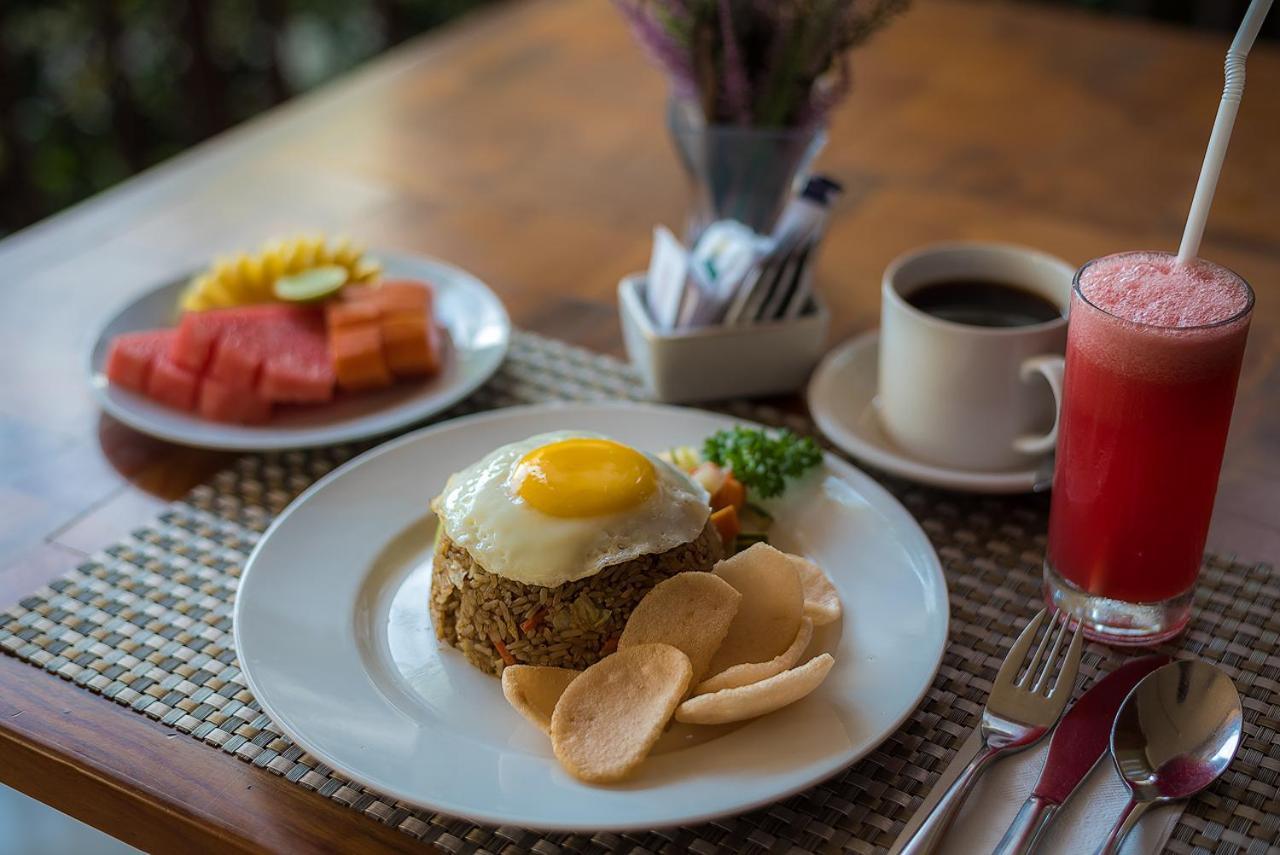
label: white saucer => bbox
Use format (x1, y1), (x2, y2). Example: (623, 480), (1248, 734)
(807, 331), (1046, 494)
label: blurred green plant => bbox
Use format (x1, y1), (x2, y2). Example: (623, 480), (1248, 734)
(0, 0), (495, 237)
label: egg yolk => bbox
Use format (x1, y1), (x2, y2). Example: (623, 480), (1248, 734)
(513, 439), (656, 517)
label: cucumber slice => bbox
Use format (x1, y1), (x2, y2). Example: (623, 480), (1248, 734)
(273, 265), (349, 302)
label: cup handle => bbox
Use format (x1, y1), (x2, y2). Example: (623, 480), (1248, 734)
(1013, 355), (1066, 456)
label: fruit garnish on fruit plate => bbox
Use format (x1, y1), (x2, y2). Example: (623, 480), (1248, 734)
(181, 234), (380, 311)
(274, 265), (350, 303)
(106, 234), (443, 425)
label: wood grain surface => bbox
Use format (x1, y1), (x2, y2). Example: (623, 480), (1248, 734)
(0, 0), (1277, 850)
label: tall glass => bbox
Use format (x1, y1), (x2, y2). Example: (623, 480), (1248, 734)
(1044, 251), (1253, 644)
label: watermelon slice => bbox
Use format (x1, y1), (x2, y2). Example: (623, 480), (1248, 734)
(104, 280), (441, 425)
(259, 309), (333, 402)
(207, 330), (264, 389)
(106, 330), (175, 393)
(107, 303), (335, 423)
(174, 304), (335, 403)
(170, 312), (219, 372)
(146, 356), (199, 411)
(199, 376), (272, 424)
(179, 304), (286, 383)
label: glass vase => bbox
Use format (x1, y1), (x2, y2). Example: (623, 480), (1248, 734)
(666, 98), (826, 241)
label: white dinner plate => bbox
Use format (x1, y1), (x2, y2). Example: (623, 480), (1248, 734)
(87, 252), (510, 450)
(808, 332), (1047, 493)
(234, 402), (949, 831)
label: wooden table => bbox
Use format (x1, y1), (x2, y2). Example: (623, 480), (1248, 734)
(0, 0), (1277, 850)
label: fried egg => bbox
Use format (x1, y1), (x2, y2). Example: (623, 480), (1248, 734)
(434, 431), (710, 586)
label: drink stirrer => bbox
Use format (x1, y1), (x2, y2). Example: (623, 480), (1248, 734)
(1177, 0), (1273, 263)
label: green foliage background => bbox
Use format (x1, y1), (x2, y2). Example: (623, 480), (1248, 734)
(0, 0), (494, 237)
(0, 1), (1273, 238)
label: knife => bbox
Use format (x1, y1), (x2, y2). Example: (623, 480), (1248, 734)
(990, 655), (1170, 855)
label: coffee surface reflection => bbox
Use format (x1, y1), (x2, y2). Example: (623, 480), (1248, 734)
(906, 279), (1063, 328)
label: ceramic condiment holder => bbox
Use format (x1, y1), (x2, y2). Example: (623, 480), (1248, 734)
(617, 273), (829, 403)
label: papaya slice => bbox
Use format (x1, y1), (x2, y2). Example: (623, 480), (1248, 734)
(331, 325), (392, 391)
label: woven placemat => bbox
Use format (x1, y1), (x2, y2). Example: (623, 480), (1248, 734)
(2, 330), (1277, 854)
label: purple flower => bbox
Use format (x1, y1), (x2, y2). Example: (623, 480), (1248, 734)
(613, 0), (909, 127)
(716, 0), (751, 125)
(612, 0), (699, 102)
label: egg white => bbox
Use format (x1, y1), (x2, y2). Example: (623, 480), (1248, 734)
(433, 430), (710, 587)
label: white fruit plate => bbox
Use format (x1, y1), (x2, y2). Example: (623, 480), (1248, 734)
(87, 251), (509, 450)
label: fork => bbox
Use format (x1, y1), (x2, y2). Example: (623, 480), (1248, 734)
(895, 609), (1084, 855)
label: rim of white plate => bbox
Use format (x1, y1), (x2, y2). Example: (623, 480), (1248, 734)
(233, 401), (950, 831)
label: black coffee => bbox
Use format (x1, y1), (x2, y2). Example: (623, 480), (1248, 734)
(906, 279), (1062, 328)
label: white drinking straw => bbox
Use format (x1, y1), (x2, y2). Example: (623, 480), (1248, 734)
(1177, 0), (1274, 263)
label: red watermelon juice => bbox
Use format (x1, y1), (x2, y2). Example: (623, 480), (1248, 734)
(1044, 251), (1253, 644)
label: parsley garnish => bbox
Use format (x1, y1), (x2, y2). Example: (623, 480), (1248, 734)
(702, 427), (822, 499)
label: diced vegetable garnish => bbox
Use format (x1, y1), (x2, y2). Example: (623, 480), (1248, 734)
(703, 427), (822, 499)
(711, 473), (746, 512)
(692, 461), (728, 496)
(710, 504), (741, 546)
(661, 445), (702, 471)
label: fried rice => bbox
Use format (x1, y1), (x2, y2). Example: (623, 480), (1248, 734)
(430, 520), (722, 676)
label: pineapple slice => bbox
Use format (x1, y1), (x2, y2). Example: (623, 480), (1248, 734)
(181, 234), (380, 311)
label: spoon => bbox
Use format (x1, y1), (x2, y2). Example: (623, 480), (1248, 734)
(1097, 659), (1243, 855)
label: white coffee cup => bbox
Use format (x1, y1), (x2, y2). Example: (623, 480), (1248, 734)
(878, 242), (1073, 471)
